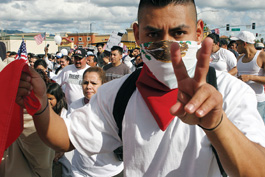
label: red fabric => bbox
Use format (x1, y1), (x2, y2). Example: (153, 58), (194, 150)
(0, 60), (41, 162)
(136, 64), (179, 131)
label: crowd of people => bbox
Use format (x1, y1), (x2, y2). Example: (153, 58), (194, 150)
(1, 0), (265, 177)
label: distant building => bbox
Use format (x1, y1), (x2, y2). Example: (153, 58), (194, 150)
(0, 33), (59, 54)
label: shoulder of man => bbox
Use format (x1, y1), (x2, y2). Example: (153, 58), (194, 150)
(103, 63), (112, 71)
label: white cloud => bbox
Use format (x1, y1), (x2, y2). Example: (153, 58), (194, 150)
(0, 0), (264, 39)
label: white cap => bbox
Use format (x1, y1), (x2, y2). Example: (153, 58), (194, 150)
(230, 31), (255, 44)
(56, 53), (63, 58)
(60, 48), (68, 56)
(87, 51), (94, 56)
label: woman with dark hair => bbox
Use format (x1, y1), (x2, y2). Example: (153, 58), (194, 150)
(46, 83), (68, 116)
(34, 59), (48, 75)
(68, 67), (123, 177)
(35, 69), (53, 86)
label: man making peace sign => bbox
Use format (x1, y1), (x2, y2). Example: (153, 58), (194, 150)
(16, 0), (265, 176)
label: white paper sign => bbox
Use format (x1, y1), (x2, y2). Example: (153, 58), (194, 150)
(105, 31), (123, 51)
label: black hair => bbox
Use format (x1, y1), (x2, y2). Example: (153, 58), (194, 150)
(111, 46), (123, 55)
(34, 59), (47, 69)
(35, 69), (51, 86)
(46, 83), (68, 115)
(228, 40), (237, 48)
(9, 51), (17, 56)
(219, 39), (228, 47)
(138, 0), (197, 23)
(61, 56), (73, 64)
(96, 43), (104, 48)
(28, 53), (34, 58)
(207, 33), (220, 44)
(31, 55), (39, 60)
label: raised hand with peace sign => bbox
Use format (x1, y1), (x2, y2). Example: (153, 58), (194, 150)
(170, 38), (224, 131)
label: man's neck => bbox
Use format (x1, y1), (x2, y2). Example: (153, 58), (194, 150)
(244, 46), (257, 59)
(112, 61), (121, 67)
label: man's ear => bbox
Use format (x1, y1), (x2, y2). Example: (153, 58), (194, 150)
(133, 22), (140, 46)
(196, 19), (204, 42)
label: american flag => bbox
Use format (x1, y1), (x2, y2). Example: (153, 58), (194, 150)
(14, 39), (28, 63)
(211, 28), (220, 35)
(34, 33), (46, 45)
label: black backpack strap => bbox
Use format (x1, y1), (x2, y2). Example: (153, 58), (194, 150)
(206, 66), (218, 90)
(206, 67), (227, 177)
(212, 145), (227, 177)
(113, 68), (142, 140)
(113, 68), (142, 161)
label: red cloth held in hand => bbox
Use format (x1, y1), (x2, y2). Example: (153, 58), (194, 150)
(0, 60), (41, 162)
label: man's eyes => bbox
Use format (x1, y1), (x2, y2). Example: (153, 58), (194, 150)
(147, 32), (159, 38)
(147, 31), (187, 39)
(171, 31), (186, 37)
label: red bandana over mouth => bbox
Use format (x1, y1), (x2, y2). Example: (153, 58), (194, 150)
(136, 64), (178, 131)
(0, 60), (41, 163)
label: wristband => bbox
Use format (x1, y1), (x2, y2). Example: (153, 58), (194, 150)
(34, 99), (49, 116)
(198, 113), (223, 131)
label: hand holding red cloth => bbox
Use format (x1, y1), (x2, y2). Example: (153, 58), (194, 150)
(0, 60), (41, 162)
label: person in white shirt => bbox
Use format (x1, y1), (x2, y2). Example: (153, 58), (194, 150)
(232, 31), (265, 123)
(17, 1), (265, 176)
(207, 33), (238, 75)
(55, 48), (89, 105)
(68, 67), (123, 177)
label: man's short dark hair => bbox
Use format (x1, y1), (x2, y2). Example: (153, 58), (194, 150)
(138, 0), (197, 23)
(34, 59), (47, 69)
(111, 46), (123, 55)
(219, 39), (228, 47)
(228, 40), (237, 48)
(96, 43), (104, 48)
(207, 33), (220, 44)
(9, 52), (17, 56)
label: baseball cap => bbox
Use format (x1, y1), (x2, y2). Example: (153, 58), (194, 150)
(60, 48), (68, 56)
(87, 51), (95, 56)
(73, 48), (86, 58)
(230, 31), (255, 44)
(56, 53), (63, 59)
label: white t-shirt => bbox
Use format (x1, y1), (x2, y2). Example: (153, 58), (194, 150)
(67, 98), (124, 177)
(237, 50), (265, 102)
(64, 71), (265, 177)
(55, 64), (89, 105)
(210, 48), (237, 73)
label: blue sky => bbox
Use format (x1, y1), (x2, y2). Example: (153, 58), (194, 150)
(0, 0), (265, 40)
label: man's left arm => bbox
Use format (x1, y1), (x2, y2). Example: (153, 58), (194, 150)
(170, 38), (265, 176)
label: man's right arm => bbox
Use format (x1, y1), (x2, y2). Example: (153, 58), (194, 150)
(17, 67), (74, 152)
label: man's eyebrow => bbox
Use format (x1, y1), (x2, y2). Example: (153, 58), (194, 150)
(144, 24), (190, 31)
(144, 26), (162, 32)
(171, 24), (190, 30)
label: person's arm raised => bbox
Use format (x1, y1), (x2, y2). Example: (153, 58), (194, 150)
(170, 38), (265, 176)
(16, 67), (74, 152)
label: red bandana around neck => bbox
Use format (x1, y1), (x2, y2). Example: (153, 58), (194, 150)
(136, 64), (178, 131)
(0, 60), (41, 163)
